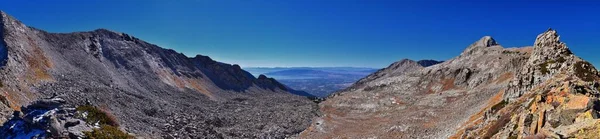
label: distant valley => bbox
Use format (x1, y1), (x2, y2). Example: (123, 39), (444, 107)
(245, 67), (377, 97)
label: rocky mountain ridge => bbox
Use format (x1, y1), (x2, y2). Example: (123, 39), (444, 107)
(343, 59), (442, 93)
(297, 29), (598, 138)
(0, 11), (318, 138)
(455, 29), (600, 138)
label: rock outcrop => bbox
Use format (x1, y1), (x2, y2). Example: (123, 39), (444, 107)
(454, 29), (600, 138)
(0, 11), (318, 138)
(505, 29), (586, 100)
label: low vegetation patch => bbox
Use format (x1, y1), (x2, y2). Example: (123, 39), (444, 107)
(539, 57), (567, 75)
(574, 61), (597, 82)
(556, 57), (566, 63)
(502, 50), (519, 54)
(0, 95), (9, 108)
(363, 84), (387, 91)
(77, 105), (132, 139)
(539, 60), (555, 74)
(490, 100), (508, 113)
(76, 105), (119, 127)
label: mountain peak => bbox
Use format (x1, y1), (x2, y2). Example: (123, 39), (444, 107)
(529, 29), (573, 64)
(473, 36), (498, 47)
(389, 59), (424, 70)
(461, 36), (500, 56)
(533, 28), (568, 51)
(0, 10), (28, 34)
(396, 58), (417, 65)
(0, 10), (15, 25)
(0, 10), (6, 27)
(0, 10), (7, 18)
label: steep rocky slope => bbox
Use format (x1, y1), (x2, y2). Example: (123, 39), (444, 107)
(454, 29), (600, 138)
(0, 11), (318, 138)
(299, 33), (537, 138)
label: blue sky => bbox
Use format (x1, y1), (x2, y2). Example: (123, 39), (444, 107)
(1, 0), (599, 68)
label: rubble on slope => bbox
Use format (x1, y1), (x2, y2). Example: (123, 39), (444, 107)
(454, 29), (600, 138)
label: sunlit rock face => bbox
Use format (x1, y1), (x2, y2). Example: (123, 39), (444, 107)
(457, 29), (600, 139)
(299, 33), (531, 138)
(298, 29), (600, 139)
(505, 29), (584, 100)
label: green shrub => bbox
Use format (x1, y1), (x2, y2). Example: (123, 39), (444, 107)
(77, 105), (133, 139)
(538, 58), (568, 75)
(574, 61), (597, 82)
(76, 105), (120, 127)
(490, 100), (508, 113)
(539, 62), (550, 74)
(556, 57), (566, 63)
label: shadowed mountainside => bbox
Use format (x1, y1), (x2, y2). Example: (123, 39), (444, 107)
(0, 11), (318, 138)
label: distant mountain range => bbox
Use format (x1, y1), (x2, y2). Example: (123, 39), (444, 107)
(245, 67), (378, 97)
(245, 62), (442, 97)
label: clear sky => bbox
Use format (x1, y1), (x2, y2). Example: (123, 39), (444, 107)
(1, 0), (599, 68)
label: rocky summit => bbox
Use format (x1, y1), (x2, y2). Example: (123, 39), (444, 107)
(455, 29), (600, 138)
(298, 29), (600, 138)
(0, 11), (318, 138)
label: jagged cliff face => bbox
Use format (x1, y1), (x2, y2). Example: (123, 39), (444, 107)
(299, 35), (531, 138)
(0, 11), (318, 138)
(505, 29), (585, 99)
(455, 30), (600, 138)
